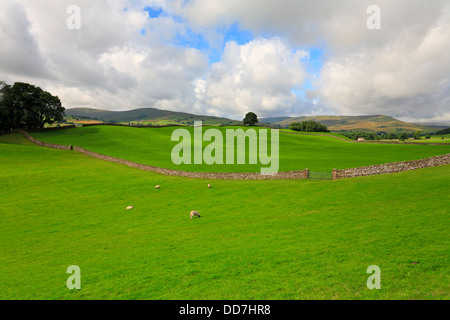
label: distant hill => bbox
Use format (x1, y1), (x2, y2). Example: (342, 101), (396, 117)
(259, 117), (292, 124)
(64, 108), (446, 132)
(435, 127), (450, 135)
(270, 115), (446, 133)
(65, 108), (241, 126)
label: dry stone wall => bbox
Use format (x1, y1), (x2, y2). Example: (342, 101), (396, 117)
(333, 154), (450, 179)
(20, 130), (308, 180)
(73, 146), (309, 180)
(20, 130), (73, 150)
(28, 125), (77, 132)
(19, 129), (449, 180)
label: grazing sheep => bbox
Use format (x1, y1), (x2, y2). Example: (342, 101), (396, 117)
(190, 210), (201, 219)
(208, 184), (211, 188)
(155, 185), (160, 189)
(126, 206), (134, 210)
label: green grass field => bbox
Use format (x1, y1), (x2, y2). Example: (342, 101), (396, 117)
(0, 133), (448, 299)
(31, 126), (450, 173)
(381, 134), (450, 144)
(280, 129), (352, 140)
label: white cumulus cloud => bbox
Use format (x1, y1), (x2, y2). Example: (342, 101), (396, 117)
(0, 0), (448, 122)
(198, 37), (309, 119)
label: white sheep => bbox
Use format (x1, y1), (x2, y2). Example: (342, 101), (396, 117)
(190, 210), (201, 219)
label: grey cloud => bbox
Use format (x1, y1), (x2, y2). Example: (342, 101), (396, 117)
(0, 0), (49, 78)
(169, 0), (450, 121)
(1, 0), (448, 122)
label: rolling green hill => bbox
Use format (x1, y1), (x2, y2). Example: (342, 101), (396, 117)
(65, 108), (446, 133)
(65, 107), (241, 126)
(0, 133), (448, 299)
(31, 126), (450, 173)
(259, 116), (292, 124)
(267, 115), (446, 133)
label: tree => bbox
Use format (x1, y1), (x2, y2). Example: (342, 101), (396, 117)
(398, 132), (408, 141)
(0, 82), (64, 132)
(243, 112), (258, 126)
(289, 120), (329, 133)
(388, 132), (397, 140)
(289, 122), (302, 131)
(413, 131), (422, 140)
(0, 82), (9, 132)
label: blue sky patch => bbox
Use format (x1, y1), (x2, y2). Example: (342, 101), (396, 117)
(175, 29), (210, 51)
(173, 23), (254, 64)
(223, 23), (254, 46)
(144, 6), (163, 19)
(291, 47), (325, 95)
(208, 23), (254, 63)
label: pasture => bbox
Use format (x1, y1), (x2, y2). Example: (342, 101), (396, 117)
(31, 126), (450, 173)
(388, 134), (450, 144)
(0, 133), (448, 299)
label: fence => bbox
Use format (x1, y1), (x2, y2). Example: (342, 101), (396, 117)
(308, 171), (333, 180)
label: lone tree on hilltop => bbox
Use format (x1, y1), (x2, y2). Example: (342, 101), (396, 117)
(243, 112), (258, 126)
(0, 81), (65, 132)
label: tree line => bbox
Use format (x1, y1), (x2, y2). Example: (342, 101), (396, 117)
(342, 130), (434, 141)
(435, 127), (450, 135)
(0, 81), (65, 132)
(289, 121), (329, 133)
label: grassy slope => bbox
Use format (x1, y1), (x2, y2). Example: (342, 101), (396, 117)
(31, 126), (450, 173)
(0, 134), (448, 300)
(280, 129), (352, 140)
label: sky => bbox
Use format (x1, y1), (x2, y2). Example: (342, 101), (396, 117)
(0, 0), (449, 123)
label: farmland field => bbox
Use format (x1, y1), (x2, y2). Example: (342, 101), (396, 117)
(0, 133), (448, 300)
(380, 134), (450, 144)
(31, 126), (450, 173)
